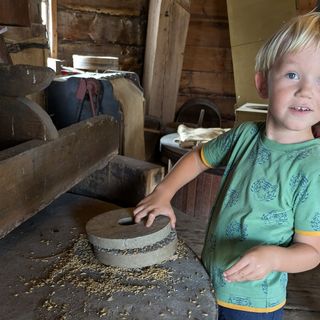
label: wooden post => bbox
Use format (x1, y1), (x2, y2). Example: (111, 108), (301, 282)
(49, 0), (58, 58)
(143, 0), (191, 124)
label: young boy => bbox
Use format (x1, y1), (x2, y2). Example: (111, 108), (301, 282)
(134, 12), (320, 320)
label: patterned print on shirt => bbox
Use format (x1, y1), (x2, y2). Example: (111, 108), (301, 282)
(250, 145), (271, 165)
(250, 178), (278, 201)
(249, 125), (259, 135)
(213, 267), (227, 288)
(279, 272), (288, 292)
(261, 279), (268, 295)
(289, 173), (309, 204)
(220, 134), (233, 153)
(228, 296), (252, 307)
(226, 221), (248, 240)
(261, 210), (288, 225)
(287, 149), (312, 160)
(310, 212), (320, 231)
(225, 189), (240, 207)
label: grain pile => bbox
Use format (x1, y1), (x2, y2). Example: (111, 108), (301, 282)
(28, 235), (188, 296)
(23, 234), (191, 319)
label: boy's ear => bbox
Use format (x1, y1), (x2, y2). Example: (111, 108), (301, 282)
(255, 72), (268, 99)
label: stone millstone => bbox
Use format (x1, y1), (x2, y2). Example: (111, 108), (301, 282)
(86, 208), (177, 268)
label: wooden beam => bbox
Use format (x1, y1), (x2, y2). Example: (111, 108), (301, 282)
(0, 0), (30, 27)
(0, 115), (119, 238)
(59, 0), (148, 17)
(143, 0), (191, 124)
(71, 155), (164, 207)
(49, 0), (58, 58)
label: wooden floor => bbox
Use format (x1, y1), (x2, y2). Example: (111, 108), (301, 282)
(174, 208), (320, 320)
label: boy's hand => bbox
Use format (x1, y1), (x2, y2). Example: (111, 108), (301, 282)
(223, 246), (275, 282)
(133, 189), (176, 229)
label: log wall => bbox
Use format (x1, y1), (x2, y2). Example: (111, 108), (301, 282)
(56, 0), (149, 77)
(177, 0), (235, 128)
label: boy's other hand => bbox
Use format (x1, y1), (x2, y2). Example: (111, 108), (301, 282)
(133, 190), (176, 229)
(223, 246), (275, 282)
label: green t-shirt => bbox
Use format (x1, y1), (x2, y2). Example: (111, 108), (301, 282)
(201, 122), (320, 313)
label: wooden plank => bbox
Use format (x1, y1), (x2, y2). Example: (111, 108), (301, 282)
(28, 0), (43, 24)
(178, 0), (234, 126)
(185, 178), (197, 217)
(172, 171), (221, 219)
(143, 0), (191, 124)
(186, 20), (230, 47)
(0, 97), (58, 146)
(50, 0), (58, 58)
(110, 77), (145, 160)
(59, 0), (148, 16)
(5, 24), (47, 42)
(183, 46), (233, 73)
(71, 155), (165, 207)
(57, 10), (146, 46)
(179, 70), (235, 96)
(0, 115), (119, 238)
(0, 0), (30, 27)
(190, 0), (228, 19)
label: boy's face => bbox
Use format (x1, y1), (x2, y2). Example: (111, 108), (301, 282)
(255, 45), (320, 143)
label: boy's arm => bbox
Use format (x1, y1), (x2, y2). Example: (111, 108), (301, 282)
(133, 148), (208, 228)
(223, 234), (320, 282)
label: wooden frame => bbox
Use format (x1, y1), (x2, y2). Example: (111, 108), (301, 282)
(0, 115), (119, 238)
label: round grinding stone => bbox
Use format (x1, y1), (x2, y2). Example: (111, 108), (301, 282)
(86, 208), (178, 268)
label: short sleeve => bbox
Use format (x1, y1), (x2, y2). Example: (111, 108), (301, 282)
(294, 172), (320, 236)
(201, 129), (235, 167)
(201, 122), (256, 167)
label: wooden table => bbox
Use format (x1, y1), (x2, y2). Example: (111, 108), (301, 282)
(0, 193), (217, 320)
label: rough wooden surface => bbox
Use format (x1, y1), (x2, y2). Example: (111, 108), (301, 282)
(0, 193), (217, 320)
(0, 115), (119, 238)
(0, 96), (59, 147)
(56, 0), (148, 76)
(71, 154), (164, 207)
(0, 0), (30, 26)
(143, 0), (191, 124)
(0, 64), (55, 97)
(172, 170), (221, 220)
(59, 0), (147, 16)
(110, 77), (145, 160)
(177, 0), (236, 127)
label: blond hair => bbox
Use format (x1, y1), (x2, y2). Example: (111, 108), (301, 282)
(255, 12), (320, 76)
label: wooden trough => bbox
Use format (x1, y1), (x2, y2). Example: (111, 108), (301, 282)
(0, 64), (120, 238)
